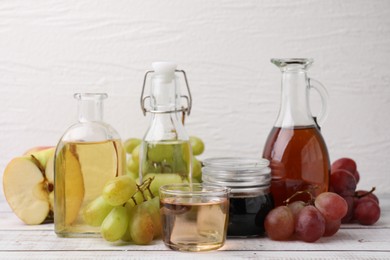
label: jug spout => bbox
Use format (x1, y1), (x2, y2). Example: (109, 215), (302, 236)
(271, 58), (313, 71)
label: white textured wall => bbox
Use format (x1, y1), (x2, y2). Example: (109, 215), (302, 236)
(1, 0), (390, 200)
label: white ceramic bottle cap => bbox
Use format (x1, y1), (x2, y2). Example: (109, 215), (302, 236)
(152, 62), (177, 82)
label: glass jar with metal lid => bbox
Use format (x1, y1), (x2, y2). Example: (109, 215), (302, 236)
(202, 157), (274, 238)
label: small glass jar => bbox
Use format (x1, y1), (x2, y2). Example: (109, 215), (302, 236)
(159, 183), (230, 252)
(202, 157), (274, 238)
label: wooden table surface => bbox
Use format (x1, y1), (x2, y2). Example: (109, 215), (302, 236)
(0, 194), (389, 259)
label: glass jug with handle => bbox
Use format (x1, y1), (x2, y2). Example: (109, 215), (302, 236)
(262, 58), (330, 207)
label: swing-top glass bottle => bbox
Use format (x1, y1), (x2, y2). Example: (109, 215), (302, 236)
(139, 62), (193, 190)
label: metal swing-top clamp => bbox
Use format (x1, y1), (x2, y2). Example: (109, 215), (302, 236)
(140, 69), (192, 117)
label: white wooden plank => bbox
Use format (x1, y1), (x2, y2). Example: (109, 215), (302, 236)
(0, 228), (389, 252)
(0, 251), (390, 260)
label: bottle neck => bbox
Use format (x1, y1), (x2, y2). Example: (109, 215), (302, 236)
(145, 112), (188, 141)
(75, 93), (106, 123)
(275, 70), (315, 128)
(144, 63), (189, 141)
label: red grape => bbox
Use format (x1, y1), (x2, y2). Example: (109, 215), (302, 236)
(353, 170), (360, 184)
(264, 206), (294, 241)
(295, 205), (325, 242)
(355, 190), (379, 204)
(331, 157), (357, 175)
(324, 218), (341, 237)
(353, 197), (380, 225)
(287, 201), (305, 220)
(341, 196), (354, 223)
(330, 169), (357, 196)
(314, 192), (347, 221)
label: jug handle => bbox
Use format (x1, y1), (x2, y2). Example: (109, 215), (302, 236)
(308, 78), (329, 127)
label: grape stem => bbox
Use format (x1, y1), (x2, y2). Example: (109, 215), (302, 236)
(130, 177), (155, 205)
(355, 187), (376, 199)
(284, 190), (315, 206)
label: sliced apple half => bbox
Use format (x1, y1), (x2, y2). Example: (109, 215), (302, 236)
(3, 157), (50, 225)
(28, 148), (55, 172)
(45, 152), (55, 210)
(3, 147), (55, 225)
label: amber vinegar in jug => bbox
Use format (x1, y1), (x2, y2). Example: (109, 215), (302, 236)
(262, 58), (330, 206)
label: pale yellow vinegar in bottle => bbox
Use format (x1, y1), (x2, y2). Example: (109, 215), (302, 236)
(54, 139), (125, 237)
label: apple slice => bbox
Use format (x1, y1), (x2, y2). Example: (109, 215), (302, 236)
(45, 152), (54, 184)
(30, 147), (55, 213)
(3, 157), (50, 225)
(55, 145), (85, 226)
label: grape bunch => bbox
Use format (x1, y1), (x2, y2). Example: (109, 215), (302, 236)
(83, 175), (161, 244)
(330, 157), (380, 225)
(264, 191), (348, 242)
(123, 136), (205, 184)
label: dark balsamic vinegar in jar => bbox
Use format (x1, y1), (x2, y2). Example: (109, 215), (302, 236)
(228, 192), (273, 237)
(202, 157), (273, 237)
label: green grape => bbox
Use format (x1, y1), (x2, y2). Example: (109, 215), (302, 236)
(145, 161), (163, 173)
(146, 142), (174, 162)
(125, 167), (138, 180)
(128, 190), (147, 206)
(129, 205), (154, 245)
(101, 206), (129, 242)
(102, 175), (137, 206)
(171, 154), (189, 174)
(131, 145), (141, 164)
(189, 136), (205, 156)
(140, 197), (162, 238)
(121, 225), (132, 242)
(83, 196), (114, 227)
(124, 138), (142, 154)
(142, 141), (191, 177)
(143, 173), (184, 196)
(127, 156), (139, 173)
(121, 202), (135, 242)
(191, 177), (201, 183)
(192, 157), (202, 180)
(182, 141), (192, 163)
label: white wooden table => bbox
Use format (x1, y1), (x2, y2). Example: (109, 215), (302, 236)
(1, 194), (389, 259)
